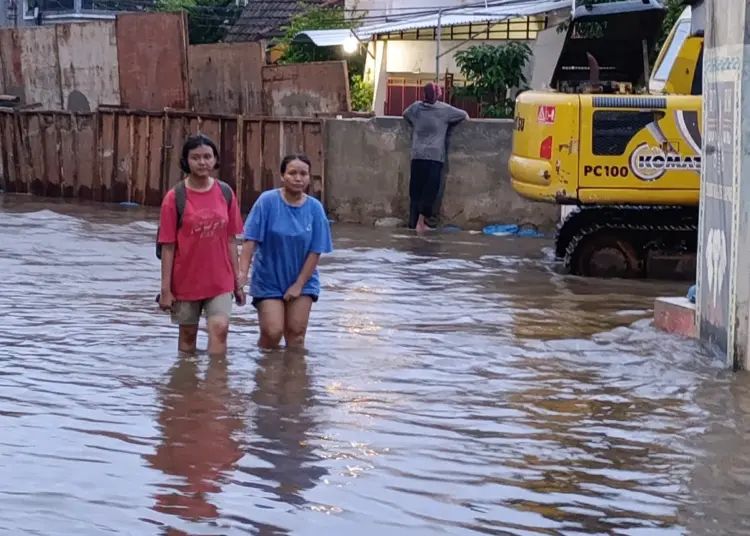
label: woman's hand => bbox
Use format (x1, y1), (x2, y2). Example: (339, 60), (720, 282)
(159, 291), (176, 312)
(283, 282), (303, 302)
(236, 273), (249, 290)
(234, 288), (247, 306)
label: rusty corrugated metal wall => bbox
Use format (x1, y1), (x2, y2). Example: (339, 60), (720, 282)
(0, 29), (24, 102)
(56, 22), (121, 112)
(0, 109), (325, 214)
(188, 42), (265, 115)
(262, 62), (351, 116)
(0, 22), (120, 111)
(116, 12), (189, 111)
(19, 27), (62, 109)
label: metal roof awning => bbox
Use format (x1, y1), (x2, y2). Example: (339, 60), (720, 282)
(293, 0), (570, 47)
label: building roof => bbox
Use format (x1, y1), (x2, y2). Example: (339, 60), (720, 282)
(225, 0), (342, 43)
(293, 0), (571, 46)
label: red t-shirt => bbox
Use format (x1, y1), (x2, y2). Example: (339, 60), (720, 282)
(157, 180), (244, 301)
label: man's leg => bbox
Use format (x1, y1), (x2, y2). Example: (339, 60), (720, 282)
(408, 159), (423, 229)
(417, 161), (443, 232)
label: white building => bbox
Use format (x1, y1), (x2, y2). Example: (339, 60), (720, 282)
(298, 0), (570, 115)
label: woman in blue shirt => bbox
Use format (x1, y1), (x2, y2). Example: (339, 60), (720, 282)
(239, 153), (333, 349)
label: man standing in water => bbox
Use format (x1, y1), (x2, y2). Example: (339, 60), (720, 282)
(403, 82), (468, 232)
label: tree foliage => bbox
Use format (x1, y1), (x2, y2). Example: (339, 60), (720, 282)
(277, 3), (373, 111)
(153, 0), (242, 45)
(349, 72), (374, 112)
(454, 42), (531, 118)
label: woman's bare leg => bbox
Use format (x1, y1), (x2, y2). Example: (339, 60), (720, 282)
(284, 296), (314, 348)
(257, 299), (285, 349)
(178, 325), (199, 353)
(205, 293), (234, 356)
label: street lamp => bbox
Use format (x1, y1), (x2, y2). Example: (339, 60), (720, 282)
(342, 36), (359, 54)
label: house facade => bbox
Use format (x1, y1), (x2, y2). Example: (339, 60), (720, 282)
(1, 0), (129, 27)
(344, 0), (566, 116)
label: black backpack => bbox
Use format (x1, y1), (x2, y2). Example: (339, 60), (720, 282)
(155, 179), (234, 260)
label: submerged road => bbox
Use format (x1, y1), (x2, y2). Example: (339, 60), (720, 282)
(1, 196), (747, 536)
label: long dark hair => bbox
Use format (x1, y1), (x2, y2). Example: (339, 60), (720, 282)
(180, 133), (220, 173)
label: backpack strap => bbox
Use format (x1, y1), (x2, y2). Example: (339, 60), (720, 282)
(173, 180), (188, 229)
(216, 180), (233, 208)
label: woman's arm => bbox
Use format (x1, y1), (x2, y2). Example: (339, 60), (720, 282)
(160, 244), (175, 296)
(228, 235), (242, 289)
(239, 240), (256, 287)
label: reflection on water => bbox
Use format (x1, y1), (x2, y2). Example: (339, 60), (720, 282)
(147, 355), (244, 524)
(0, 196), (748, 536)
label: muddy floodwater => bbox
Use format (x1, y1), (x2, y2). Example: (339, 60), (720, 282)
(2, 196), (750, 536)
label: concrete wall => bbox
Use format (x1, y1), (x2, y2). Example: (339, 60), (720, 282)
(323, 116), (559, 231)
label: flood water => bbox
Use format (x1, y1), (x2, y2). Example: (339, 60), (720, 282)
(1, 196), (749, 536)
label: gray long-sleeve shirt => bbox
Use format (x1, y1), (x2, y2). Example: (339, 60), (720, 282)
(403, 101), (469, 163)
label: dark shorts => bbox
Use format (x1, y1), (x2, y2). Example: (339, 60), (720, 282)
(251, 294), (319, 309)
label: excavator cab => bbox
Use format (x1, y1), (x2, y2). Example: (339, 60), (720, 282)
(550, 0), (667, 94)
(649, 6), (703, 95)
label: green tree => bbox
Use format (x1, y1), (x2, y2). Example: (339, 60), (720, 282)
(349, 71), (374, 112)
(454, 42), (531, 118)
(153, 0), (242, 45)
(277, 3), (373, 112)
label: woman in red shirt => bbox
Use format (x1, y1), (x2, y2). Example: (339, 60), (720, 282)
(157, 134), (245, 355)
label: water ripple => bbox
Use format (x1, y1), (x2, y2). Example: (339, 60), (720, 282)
(0, 197), (747, 536)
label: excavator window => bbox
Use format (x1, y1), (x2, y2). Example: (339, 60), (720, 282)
(592, 110), (665, 156)
(652, 19), (691, 85)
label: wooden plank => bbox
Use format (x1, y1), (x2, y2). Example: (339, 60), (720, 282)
(219, 117), (238, 193)
(56, 22), (121, 112)
(114, 113), (131, 202)
(59, 114), (76, 198)
(147, 115), (164, 206)
(76, 113), (96, 200)
(10, 112), (25, 193)
(166, 114), (186, 189)
(116, 12), (189, 110)
(0, 112), (10, 192)
(19, 27), (62, 109)
(303, 121), (325, 202)
(98, 111), (116, 201)
(41, 113), (60, 197)
(19, 113), (44, 195)
(261, 120), (281, 193)
(240, 118), (262, 213)
(197, 117), (220, 147)
(132, 115), (149, 204)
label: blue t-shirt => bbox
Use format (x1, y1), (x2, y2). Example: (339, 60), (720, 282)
(243, 189), (333, 298)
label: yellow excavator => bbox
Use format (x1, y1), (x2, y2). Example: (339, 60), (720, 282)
(509, 0), (702, 279)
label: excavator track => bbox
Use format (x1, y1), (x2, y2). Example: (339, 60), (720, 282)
(554, 205), (699, 280)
